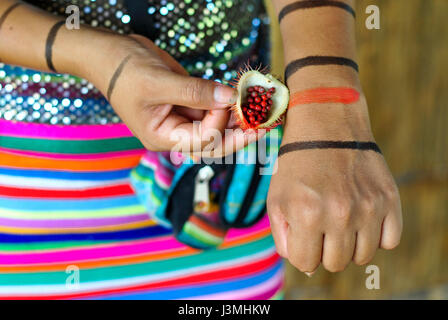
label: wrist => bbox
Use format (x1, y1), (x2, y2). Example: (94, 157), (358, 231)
(56, 25), (129, 92)
(282, 74), (374, 143)
(286, 66), (361, 92)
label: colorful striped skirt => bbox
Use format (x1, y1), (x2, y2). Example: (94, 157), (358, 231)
(0, 119), (284, 299)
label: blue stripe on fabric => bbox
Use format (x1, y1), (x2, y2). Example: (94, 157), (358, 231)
(0, 225), (172, 243)
(158, 152), (178, 172)
(0, 195), (141, 211)
(0, 167), (131, 180)
(222, 149), (256, 224)
(99, 260), (283, 300)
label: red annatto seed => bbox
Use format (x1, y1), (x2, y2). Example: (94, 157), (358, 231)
(241, 85), (277, 126)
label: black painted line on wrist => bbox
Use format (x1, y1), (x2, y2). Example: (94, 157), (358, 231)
(45, 20), (65, 73)
(278, 141), (382, 157)
(285, 56), (359, 82)
(0, 2), (23, 31)
(106, 54), (132, 102)
(278, 0), (356, 23)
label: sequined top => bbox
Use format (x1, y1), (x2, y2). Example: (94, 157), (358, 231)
(0, 0), (270, 125)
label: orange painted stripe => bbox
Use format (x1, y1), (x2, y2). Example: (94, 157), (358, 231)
(0, 228), (270, 273)
(288, 87), (360, 108)
(0, 151), (142, 171)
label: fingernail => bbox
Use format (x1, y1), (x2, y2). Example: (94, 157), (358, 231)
(214, 85), (238, 106)
(305, 271), (315, 278)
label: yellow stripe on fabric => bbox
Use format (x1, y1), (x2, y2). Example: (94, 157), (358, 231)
(0, 205), (146, 220)
(0, 220), (155, 235)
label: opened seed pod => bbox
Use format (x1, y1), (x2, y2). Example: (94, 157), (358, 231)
(231, 69), (289, 130)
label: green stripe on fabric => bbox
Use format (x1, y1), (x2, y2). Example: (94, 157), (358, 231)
(270, 290), (284, 300)
(0, 136), (143, 154)
(0, 234), (275, 285)
(183, 222), (223, 246)
(0, 240), (116, 252)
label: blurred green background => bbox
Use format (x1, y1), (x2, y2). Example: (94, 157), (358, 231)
(267, 0), (448, 299)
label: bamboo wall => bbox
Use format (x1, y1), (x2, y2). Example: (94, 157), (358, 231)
(268, 0), (448, 299)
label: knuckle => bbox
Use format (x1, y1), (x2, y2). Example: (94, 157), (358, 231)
(182, 79), (203, 105)
(382, 182), (400, 201)
(328, 198), (352, 225)
(300, 208), (322, 228)
(288, 198), (322, 226)
(359, 197), (376, 217)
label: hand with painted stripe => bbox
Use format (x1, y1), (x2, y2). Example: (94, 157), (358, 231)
(267, 0), (403, 274)
(91, 34), (262, 157)
(267, 93), (402, 274)
(0, 0), (260, 157)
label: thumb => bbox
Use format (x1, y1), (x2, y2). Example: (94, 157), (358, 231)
(163, 73), (238, 110)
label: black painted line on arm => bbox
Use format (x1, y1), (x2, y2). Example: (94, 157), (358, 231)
(278, 141), (382, 157)
(106, 54), (132, 102)
(0, 2), (23, 31)
(285, 56), (359, 82)
(278, 0), (356, 23)
(45, 20), (65, 72)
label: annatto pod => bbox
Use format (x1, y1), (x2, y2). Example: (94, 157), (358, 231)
(231, 68), (289, 130)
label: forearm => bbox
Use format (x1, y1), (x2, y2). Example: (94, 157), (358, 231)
(0, 0), (126, 91)
(271, 0), (372, 141)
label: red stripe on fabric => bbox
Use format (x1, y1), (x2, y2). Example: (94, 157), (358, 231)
(0, 184), (134, 199)
(4, 252), (281, 300)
